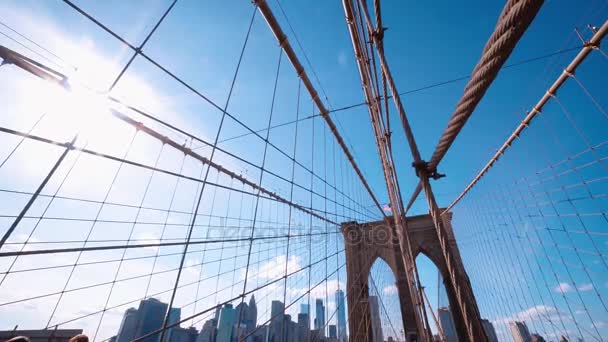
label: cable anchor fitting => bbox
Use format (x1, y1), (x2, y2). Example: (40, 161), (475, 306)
(371, 27), (387, 44)
(412, 160), (445, 180)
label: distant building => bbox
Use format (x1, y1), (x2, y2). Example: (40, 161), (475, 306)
(117, 307), (139, 342)
(314, 299), (325, 337)
(335, 290), (347, 342)
(310, 329), (324, 342)
(328, 325), (337, 338)
(115, 299), (186, 342)
(166, 307), (181, 342)
(251, 325), (268, 342)
(481, 319), (498, 342)
(509, 321), (531, 342)
(438, 307), (458, 342)
(297, 312), (310, 342)
(248, 295), (257, 333)
(169, 327), (198, 342)
(300, 304), (310, 315)
(236, 295), (257, 337)
(136, 298), (169, 342)
(268, 300), (284, 342)
(216, 304), (236, 342)
(369, 296), (383, 342)
(196, 318), (217, 342)
(0, 329), (83, 342)
(285, 315), (297, 342)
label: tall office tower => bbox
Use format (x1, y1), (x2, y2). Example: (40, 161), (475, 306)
(135, 298), (169, 342)
(297, 312), (310, 342)
(300, 304), (310, 315)
(328, 325), (337, 338)
(335, 290), (347, 342)
(438, 307), (458, 342)
(248, 295), (257, 331)
(235, 302), (249, 331)
(269, 300), (284, 342)
(369, 296), (383, 342)
(509, 321), (532, 342)
(314, 299), (325, 336)
(481, 319), (498, 342)
(116, 307), (139, 342)
(169, 327), (198, 342)
(216, 304), (236, 342)
(196, 318), (217, 342)
(284, 314), (297, 342)
(166, 307), (181, 342)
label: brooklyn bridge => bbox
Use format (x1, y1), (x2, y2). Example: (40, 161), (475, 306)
(0, 0), (606, 341)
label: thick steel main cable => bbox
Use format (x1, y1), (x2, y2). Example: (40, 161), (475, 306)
(355, 0), (527, 339)
(426, 0), (544, 172)
(444, 19), (608, 214)
(405, 0), (545, 209)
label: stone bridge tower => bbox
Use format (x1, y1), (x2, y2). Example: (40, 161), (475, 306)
(340, 212), (482, 341)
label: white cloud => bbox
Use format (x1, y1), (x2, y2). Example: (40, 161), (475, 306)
(554, 282), (573, 294)
(493, 305), (571, 326)
(244, 255), (303, 282)
(577, 283), (593, 292)
(382, 285), (398, 296)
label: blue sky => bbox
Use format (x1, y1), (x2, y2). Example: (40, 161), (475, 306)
(0, 0), (607, 341)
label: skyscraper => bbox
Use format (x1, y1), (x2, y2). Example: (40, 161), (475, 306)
(196, 318), (216, 342)
(297, 312), (310, 342)
(168, 327), (198, 342)
(328, 325), (337, 338)
(248, 295), (258, 331)
(369, 296), (383, 342)
(509, 321), (532, 342)
(438, 307), (458, 342)
(269, 300), (284, 342)
(335, 290), (347, 342)
(284, 314), (297, 342)
(117, 307), (139, 342)
(166, 307), (181, 342)
(135, 298), (169, 342)
(481, 319), (498, 342)
(216, 304), (236, 342)
(300, 304), (309, 315)
(314, 299), (325, 337)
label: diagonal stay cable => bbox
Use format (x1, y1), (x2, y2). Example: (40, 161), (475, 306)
(444, 20), (608, 214)
(58, 0), (382, 220)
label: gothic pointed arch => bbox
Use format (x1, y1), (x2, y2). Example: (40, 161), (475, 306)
(341, 212), (483, 342)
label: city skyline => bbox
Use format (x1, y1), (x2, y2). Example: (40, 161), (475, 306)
(112, 292), (349, 342)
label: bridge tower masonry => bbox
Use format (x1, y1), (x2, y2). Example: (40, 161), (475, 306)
(341, 211), (483, 341)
